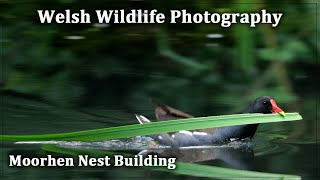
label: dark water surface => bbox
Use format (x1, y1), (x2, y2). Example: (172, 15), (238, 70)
(1, 95), (319, 179)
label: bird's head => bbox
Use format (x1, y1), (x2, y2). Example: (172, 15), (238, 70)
(245, 96), (285, 116)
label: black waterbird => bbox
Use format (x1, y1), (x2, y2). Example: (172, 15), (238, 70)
(135, 96), (285, 147)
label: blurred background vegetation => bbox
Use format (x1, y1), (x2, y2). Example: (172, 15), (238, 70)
(1, 1), (318, 136)
(1, 0), (319, 179)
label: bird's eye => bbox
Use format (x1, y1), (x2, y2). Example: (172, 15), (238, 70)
(263, 101), (267, 105)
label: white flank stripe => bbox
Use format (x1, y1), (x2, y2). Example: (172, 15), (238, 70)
(193, 132), (208, 136)
(178, 130), (193, 136)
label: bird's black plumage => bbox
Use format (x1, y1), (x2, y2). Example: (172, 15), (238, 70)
(135, 96), (284, 147)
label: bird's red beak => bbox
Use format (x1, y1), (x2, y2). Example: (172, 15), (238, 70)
(270, 99), (285, 116)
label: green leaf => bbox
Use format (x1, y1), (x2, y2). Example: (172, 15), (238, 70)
(41, 144), (301, 180)
(258, 40), (309, 63)
(1, 113), (302, 141)
(259, 48), (293, 62)
(171, 162), (301, 180)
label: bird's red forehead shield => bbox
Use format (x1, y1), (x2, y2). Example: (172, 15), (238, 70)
(270, 99), (285, 116)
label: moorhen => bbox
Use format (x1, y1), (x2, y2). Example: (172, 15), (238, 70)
(135, 96), (285, 147)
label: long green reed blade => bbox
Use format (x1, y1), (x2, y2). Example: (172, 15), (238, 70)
(41, 144), (301, 180)
(171, 162), (301, 180)
(1, 113), (302, 141)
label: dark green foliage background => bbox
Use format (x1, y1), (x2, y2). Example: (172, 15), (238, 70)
(1, 1), (319, 179)
(1, 1), (318, 118)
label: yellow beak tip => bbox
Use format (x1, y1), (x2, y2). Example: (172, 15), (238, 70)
(279, 111), (286, 116)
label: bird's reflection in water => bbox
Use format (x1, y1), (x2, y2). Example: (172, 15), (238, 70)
(138, 140), (255, 170)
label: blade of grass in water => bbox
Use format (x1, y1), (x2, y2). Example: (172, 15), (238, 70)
(171, 162), (300, 180)
(1, 113), (302, 141)
(41, 144), (301, 180)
